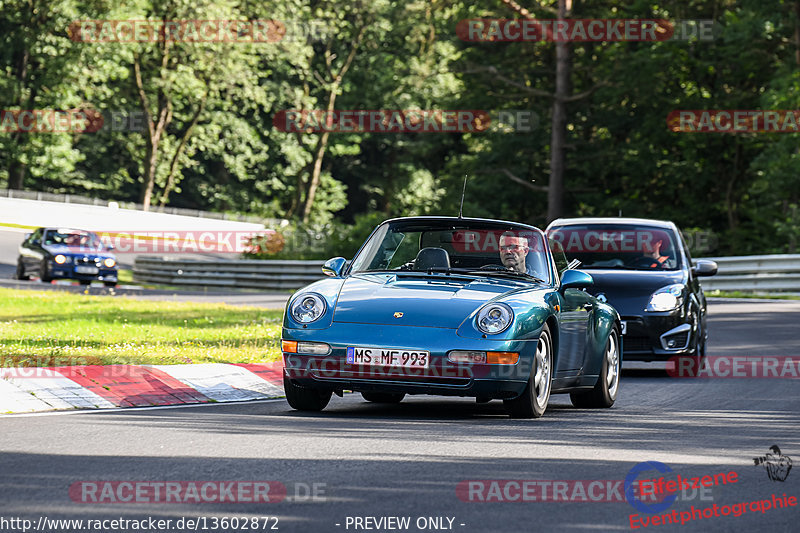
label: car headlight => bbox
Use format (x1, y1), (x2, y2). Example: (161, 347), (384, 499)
(103, 258), (116, 268)
(290, 293), (327, 323)
(646, 284), (684, 312)
(54, 254), (68, 264)
(476, 303), (514, 334)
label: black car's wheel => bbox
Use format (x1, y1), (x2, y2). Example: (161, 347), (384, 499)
(39, 260), (52, 282)
(504, 323), (553, 418)
(104, 281), (117, 287)
(361, 392), (405, 403)
(283, 375), (332, 412)
(15, 260), (29, 280)
(571, 327), (620, 408)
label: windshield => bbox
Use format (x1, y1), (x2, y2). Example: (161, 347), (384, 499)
(547, 224), (682, 270)
(349, 220), (551, 283)
(43, 229), (103, 249)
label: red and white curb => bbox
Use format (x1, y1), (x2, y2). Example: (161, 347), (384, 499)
(0, 362), (284, 414)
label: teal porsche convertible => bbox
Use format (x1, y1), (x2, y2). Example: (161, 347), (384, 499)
(281, 216), (621, 418)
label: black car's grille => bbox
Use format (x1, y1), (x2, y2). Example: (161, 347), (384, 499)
(623, 336), (652, 352)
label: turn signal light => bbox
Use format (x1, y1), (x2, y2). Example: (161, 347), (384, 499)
(281, 340), (298, 353)
(486, 352), (520, 365)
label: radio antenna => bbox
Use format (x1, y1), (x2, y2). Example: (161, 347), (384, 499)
(459, 175), (468, 218)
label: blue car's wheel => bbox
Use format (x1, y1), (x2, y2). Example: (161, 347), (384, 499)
(504, 323), (553, 418)
(571, 328), (620, 408)
(284, 375), (332, 412)
(15, 260), (29, 280)
(361, 392), (405, 404)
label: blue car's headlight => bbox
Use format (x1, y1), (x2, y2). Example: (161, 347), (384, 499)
(54, 254), (70, 264)
(290, 293), (327, 323)
(476, 303), (514, 334)
(646, 284), (684, 312)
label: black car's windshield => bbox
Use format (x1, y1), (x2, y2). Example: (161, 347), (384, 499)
(547, 224), (682, 270)
(349, 220), (551, 283)
(43, 229), (103, 249)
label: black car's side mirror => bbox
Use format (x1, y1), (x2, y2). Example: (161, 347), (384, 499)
(559, 269), (593, 292)
(692, 260), (718, 277)
(322, 257), (347, 277)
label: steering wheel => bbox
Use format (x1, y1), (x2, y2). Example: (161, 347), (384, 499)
(479, 264), (511, 271)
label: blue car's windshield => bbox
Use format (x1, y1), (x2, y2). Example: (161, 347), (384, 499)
(43, 229), (103, 249)
(349, 220), (552, 283)
(547, 224), (682, 271)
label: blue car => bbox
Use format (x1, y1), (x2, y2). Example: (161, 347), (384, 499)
(281, 216), (621, 418)
(16, 227), (118, 286)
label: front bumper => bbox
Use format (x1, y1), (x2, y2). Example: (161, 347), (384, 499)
(49, 262), (117, 282)
(282, 322), (537, 399)
(621, 311), (697, 361)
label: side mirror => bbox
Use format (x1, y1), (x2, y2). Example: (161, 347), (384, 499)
(692, 260), (718, 277)
(32, 239), (41, 246)
(106, 243), (115, 250)
(322, 257), (347, 277)
(559, 269), (593, 292)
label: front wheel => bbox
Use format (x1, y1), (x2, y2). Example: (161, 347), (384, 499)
(504, 323), (553, 418)
(40, 260), (52, 282)
(571, 327), (620, 408)
(283, 375), (332, 412)
(361, 392), (405, 403)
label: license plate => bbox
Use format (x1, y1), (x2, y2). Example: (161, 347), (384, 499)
(346, 346), (430, 368)
(75, 266), (98, 274)
(620, 321), (627, 335)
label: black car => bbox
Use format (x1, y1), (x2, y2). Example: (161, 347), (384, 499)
(546, 217), (717, 364)
(16, 228), (118, 287)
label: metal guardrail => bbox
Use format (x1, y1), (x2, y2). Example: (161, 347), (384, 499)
(133, 257), (325, 291)
(696, 254), (800, 292)
(132, 254), (800, 293)
(1, 189), (282, 226)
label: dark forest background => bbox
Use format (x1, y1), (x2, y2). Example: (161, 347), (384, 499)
(2, 0), (799, 257)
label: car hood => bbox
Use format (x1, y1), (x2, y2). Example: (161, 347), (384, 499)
(333, 273), (529, 328)
(43, 245), (114, 258)
(582, 269), (686, 315)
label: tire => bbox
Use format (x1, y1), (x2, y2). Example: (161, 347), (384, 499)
(504, 323), (553, 418)
(283, 375), (332, 412)
(15, 260), (29, 280)
(40, 260), (52, 282)
(571, 327), (620, 408)
(79, 280), (92, 286)
(361, 392), (405, 404)
(103, 281), (117, 287)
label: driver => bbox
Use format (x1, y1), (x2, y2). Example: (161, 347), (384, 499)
(641, 238), (669, 268)
(499, 232), (529, 273)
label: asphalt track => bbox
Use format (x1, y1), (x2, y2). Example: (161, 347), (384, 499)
(1, 300), (798, 533)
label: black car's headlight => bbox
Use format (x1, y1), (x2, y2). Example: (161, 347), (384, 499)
(290, 293), (327, 323)
(645, 284), (684, 312)
(476, 303), (514, 334)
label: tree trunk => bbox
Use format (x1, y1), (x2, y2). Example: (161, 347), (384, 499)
(300, 90), (337, 222)
(547, 0), (571, 223)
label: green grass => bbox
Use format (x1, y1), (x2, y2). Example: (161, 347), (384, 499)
(0, 288), (283, 365)
(706, 290), (800, 300)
